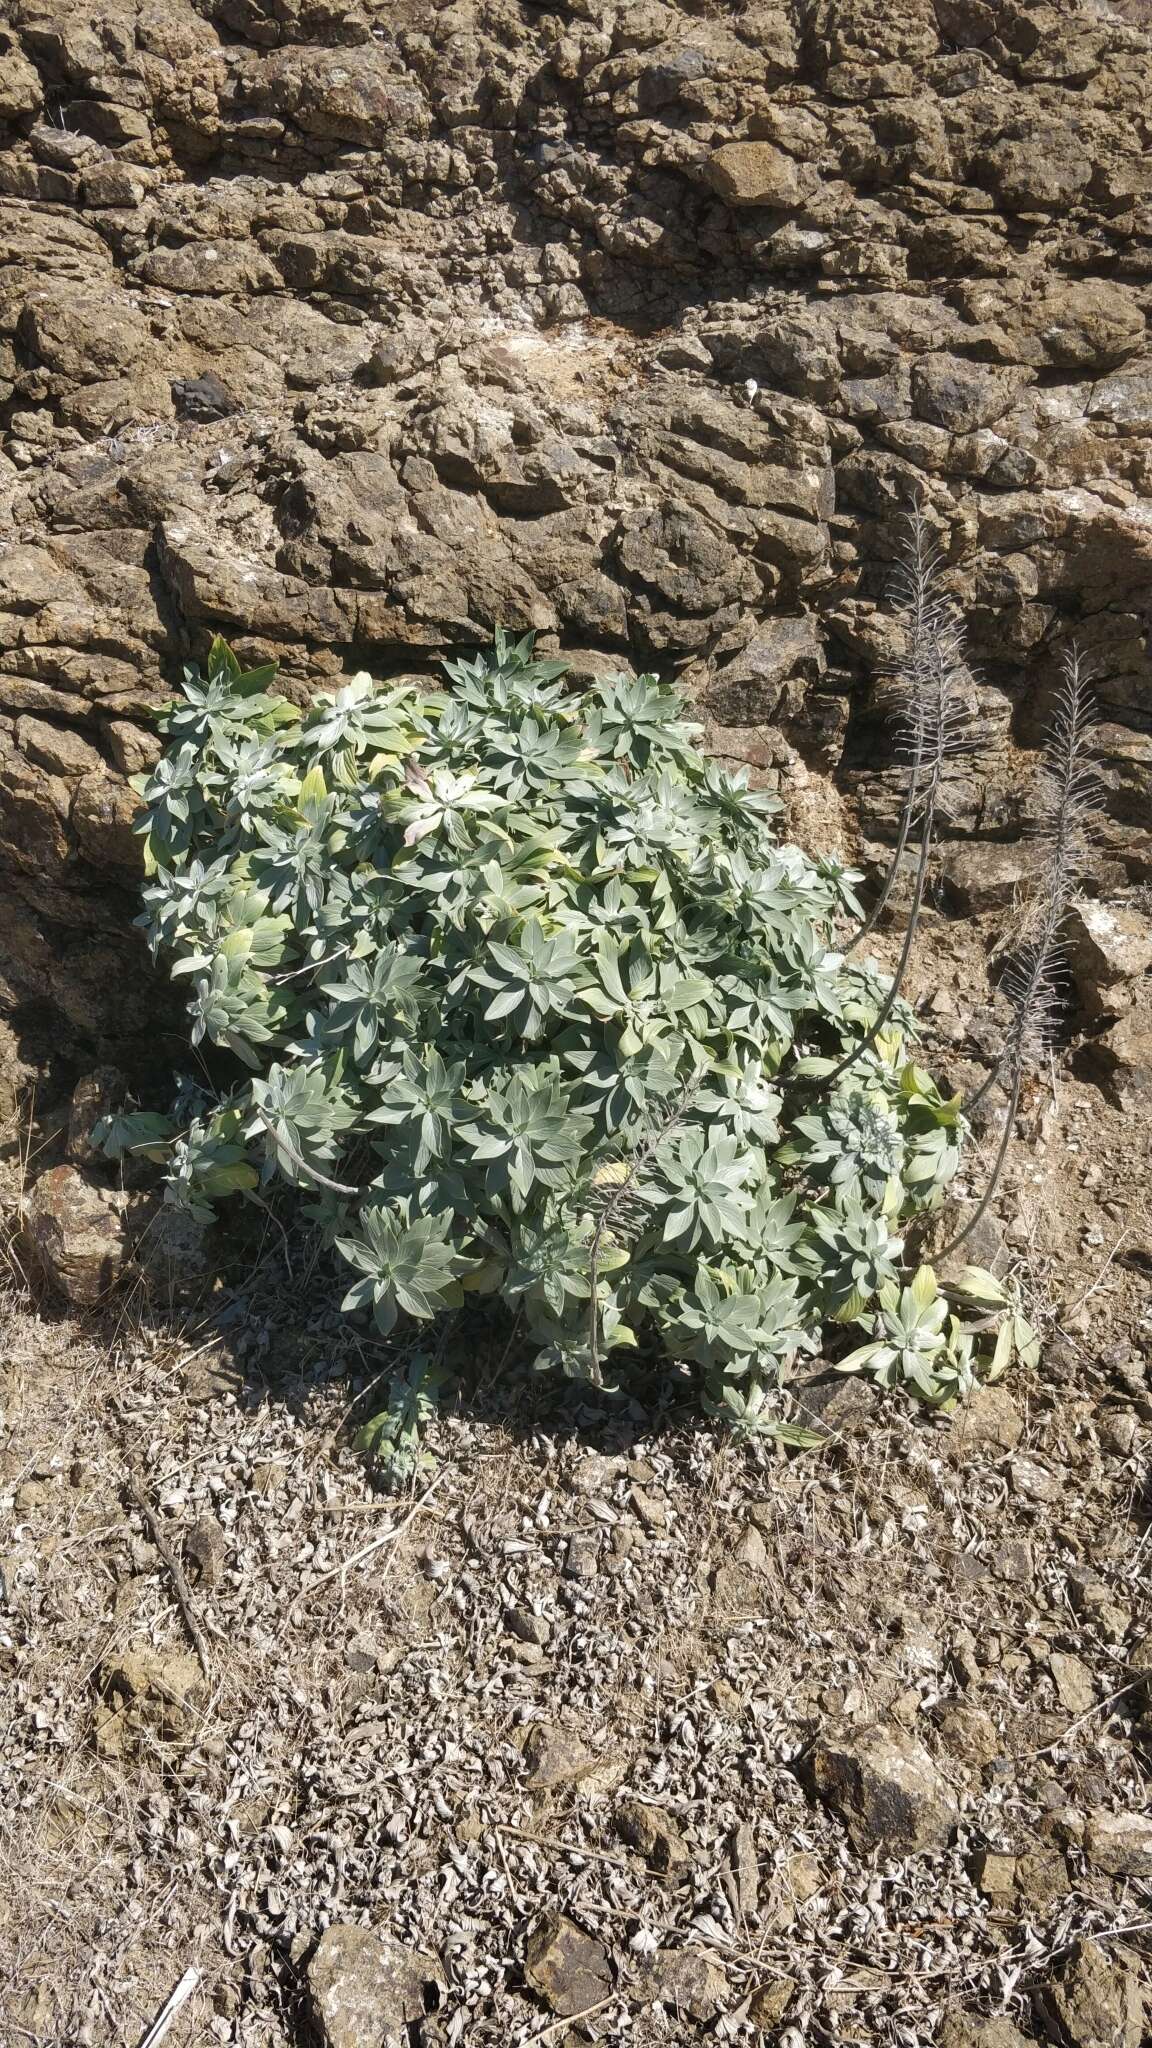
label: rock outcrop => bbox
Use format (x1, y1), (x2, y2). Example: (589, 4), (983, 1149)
(0, 0), (1150, 1071)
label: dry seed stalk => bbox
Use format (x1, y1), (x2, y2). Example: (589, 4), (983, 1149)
(941, 648), (1100, 1258)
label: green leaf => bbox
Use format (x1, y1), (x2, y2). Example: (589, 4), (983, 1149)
(92, 1110), (177, 1161)
(909, 1263), (939, 1311)
(942, 1265), (1009, 1311)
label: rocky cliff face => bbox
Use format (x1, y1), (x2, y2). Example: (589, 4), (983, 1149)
(1, 0), (1150, 1076)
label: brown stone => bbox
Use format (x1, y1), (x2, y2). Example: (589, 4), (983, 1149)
(704, 141), (810, 209)
(936, 1703), (1002, 1770)
(1049, 1653), (1095, 1715)
(1083, 1810), (1152, 1881)
(71, 770), (141, 870)
(521, 1722), (597, 1792)
(939, 2017), (1033, 2048)
(615, 1798), (689, 1873)
(640, 1947), (730, 2022)
(1032, 1938), (1144, 2048)
(1065, 900), (1152, 1020)
(808, 1724), (958, 1853)
(523, 1915), (613, 2017)
(942, 844), (1036, 915)
(67, 1066), (126, 1165)
(15, 717), (104, 781)
(1031, 281), (1145, 371)
(912, 355), (1026, 434)
(1084, 1006), (1152, 1109)
(749, 1977), (796, 2028)
(307, 1925), (442, 2048)
(0, 0), (1150, 1094)
(24, 1165), (133, 1305)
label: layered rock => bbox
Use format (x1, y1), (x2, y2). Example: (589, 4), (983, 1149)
(0, 0), (1150, 1067)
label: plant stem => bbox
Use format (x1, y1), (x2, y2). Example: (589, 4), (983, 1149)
(845, 726), (924, 956)
(805, 763), (936, 1092)
(937, 1062), (1021, 1261)
(257, 1115), (359, 1196)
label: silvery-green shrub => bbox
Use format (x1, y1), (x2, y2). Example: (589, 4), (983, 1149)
(100, 632), (1018, 1469)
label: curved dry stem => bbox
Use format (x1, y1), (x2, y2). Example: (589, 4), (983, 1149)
(796, 506), (975, 1101)
(844, 725), (923, 956)
(255, 1114), (359, 1196)
(951, 647), (1100, 1253)
(817, 769), (935, 1089)
(845, 505), (971, 954)
(938, 1063), (1022, 1261)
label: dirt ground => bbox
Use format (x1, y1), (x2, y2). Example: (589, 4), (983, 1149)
(1, 893), (1151, 2048)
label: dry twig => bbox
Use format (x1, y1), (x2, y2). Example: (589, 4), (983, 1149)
(290, 1468), (445, 1611)
(522, 1995), (616, 2044)
(127, 1473), (213, 1681)
(136, 1966), (202, 2048)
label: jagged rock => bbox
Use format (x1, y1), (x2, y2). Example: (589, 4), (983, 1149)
(171, 372), (243, 421)
(1083, 1006), (1152, 1108)
(1032, 1938), (1144, 2048)
(748, 1977), (796, 2028)
(972, 1846), (1068, 1910)
(1065, 899), (1152, 1019)
(935, 1703), (1002, 1771)
(807, 1724), (958, 1853)
(1049, 1653), (1094, 1714)
(521, 1722), (597, 1791)
(523, 1915), (612, 2017)
(71, 771), (141, 869)
(791, 1369), (882, 1437)
(13, 717), (103, 781)
(615, 1798), (689, 1872)
(1082, 1809), (1152, 1880)
(706, 613), (824, 723)
(939, 2018), (1033, 2048)
(24, 1165), (133, 1305)
(307, 1925), (442, 2048)
(0, 0), (1150, 1084)
(911, 355), (1027, 433)
(942, 844), (1036, 914)
(504, 1606), (551, 1648)
(640, 1947), (730, 2022)
(704, 141), (810, 208)
(66, 1066), (125, 1165)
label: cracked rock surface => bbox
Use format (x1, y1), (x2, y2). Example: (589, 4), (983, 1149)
(0, 0), (1150, 1072)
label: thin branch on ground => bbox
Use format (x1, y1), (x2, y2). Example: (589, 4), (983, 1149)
(289, 1468), (445, 1611)
(136, 1966), (202, 2048)
(521, 1995), (617, 2044)
(127, 1473), (214, 1682)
